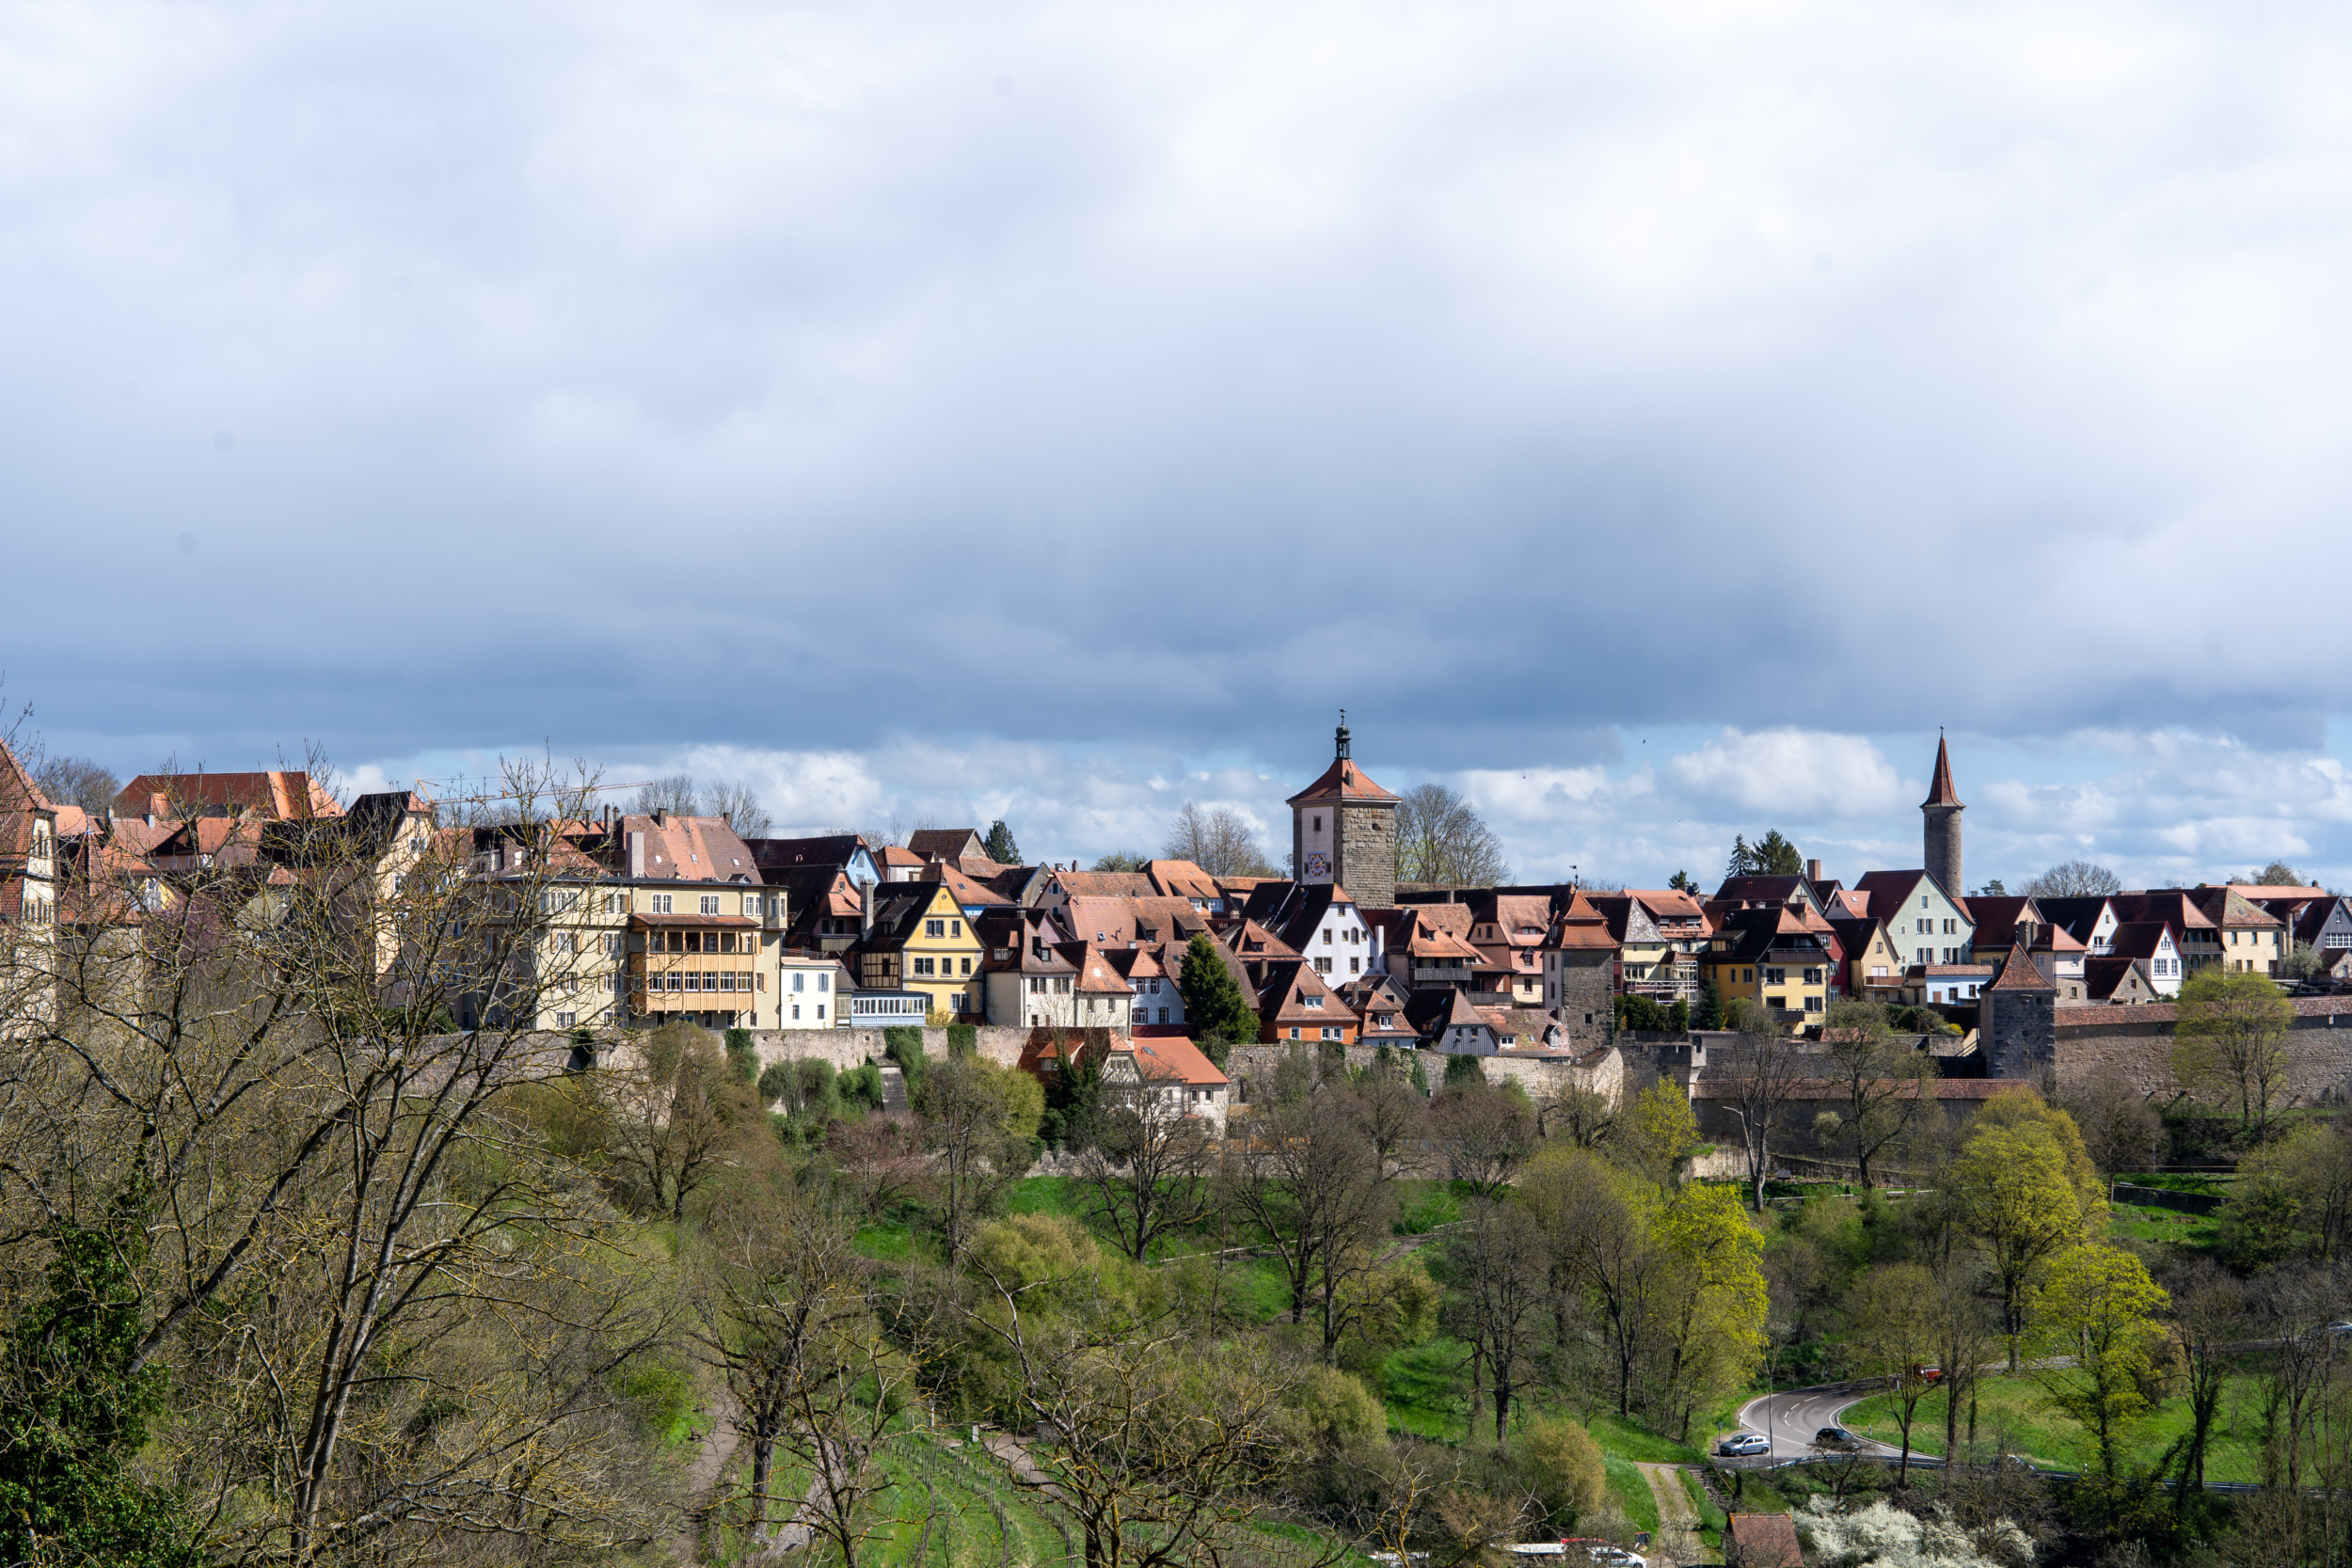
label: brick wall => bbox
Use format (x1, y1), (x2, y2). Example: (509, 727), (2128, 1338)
(1339, 803), (1398, 911)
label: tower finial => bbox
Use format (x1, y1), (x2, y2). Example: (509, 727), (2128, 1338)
(1335, 710), (1351, 760)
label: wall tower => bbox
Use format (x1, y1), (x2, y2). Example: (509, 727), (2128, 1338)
(1923, 732), (1964, 896)
(1287, 714), (1401, 909)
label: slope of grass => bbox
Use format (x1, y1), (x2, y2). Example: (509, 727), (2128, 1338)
(1601, 1454), (1658, 1533)
(1586, 1412), (1704, 1466)
(1842, 1373), (2270, 1481)
(1380, 1338), (1467, 1438)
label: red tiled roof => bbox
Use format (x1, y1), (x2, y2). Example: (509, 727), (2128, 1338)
(112, 770), (340, 822)
(1989, 942), (2055, 991)
(1924, 734), (1963, 808)
(1286, 756), (1399, 804)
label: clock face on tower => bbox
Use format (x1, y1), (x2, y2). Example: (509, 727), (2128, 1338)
(1303, 851), (1331, 879)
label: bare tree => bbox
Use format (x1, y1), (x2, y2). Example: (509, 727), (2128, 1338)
(1218, 1080), (1396, 1361)
(1440, 1199), (1549, 1448)
(703, 779), (772, 837)
(963, 1259), (1329, 1568)
(1715, 1023), (1810, 1211)
(1162, 802), (1276, 878)
(633, 772), (702, 817)
(1428, 1082), (1539, 1201)
(1075, 1071), (1220, 1262)
(2017, 859), (2122, 897)
(0, 751), (681, 1563)
(1812, 998), (1934, 1187)
(32, 753), (119, 816)
(1395, 783), (1509, 887)
(694, 1179), (927, 1560)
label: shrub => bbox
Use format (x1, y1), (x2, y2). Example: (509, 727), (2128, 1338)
(946, 1022), (977, 1058)
(723, 1028), (758, 1085)
(1515, 1417), (1607, 1528)
(1444, 1053), (1486, 1087)
(1292, 1366), (1386, 1449)
(883, 1026), (927, 1093)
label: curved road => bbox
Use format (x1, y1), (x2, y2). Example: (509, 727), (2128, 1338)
(1722, 1379), (1932, 1468)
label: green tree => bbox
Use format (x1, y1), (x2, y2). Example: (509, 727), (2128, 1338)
(1692, 971), (1724, 1031)
(983, 819), (1022, 863)
(1615, 1082), (1699, 1192)
(2026, 1243), (2169, 1482)
(1092, 851), (1147, 871)
(2172, 966), (2294, 1136)
(0, 1196), (201, 1568)
(913, 1056), (1046, 1259)
(2246, 860), (2307, 886)
(1667, 870), (1697, 895)
(1944, 1089), (2105, 1368)
(1175, 933), (1257, 1063)
(1726, 831), (1803, 878)
(1850, 1262), (1940, 1484)
(1647, 1183), (1768, 1440)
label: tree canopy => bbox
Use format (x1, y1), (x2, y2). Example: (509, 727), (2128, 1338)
(1725, 830), (1803, 878)
(983, 819), (1022, 863)
(1395, 784), (1511, 887)
(2018, 859), (2122, 897)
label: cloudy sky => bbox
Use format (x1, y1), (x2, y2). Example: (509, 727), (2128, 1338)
(6, 0), (2352, 890)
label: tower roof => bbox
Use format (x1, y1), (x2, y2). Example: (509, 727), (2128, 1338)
(1287, 720), (1398, 805)
(1988, 942), (2054, 991)
(1923, 735), (1963, 810)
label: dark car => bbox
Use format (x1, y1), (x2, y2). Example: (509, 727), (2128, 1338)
(1814, 1426), (1859, 1449)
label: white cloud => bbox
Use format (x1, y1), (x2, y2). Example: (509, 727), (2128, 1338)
(1667, 729), (1908, 818)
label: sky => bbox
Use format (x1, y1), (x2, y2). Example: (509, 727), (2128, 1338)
(6, 0), (2352, 891)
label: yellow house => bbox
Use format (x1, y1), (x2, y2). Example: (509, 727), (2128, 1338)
(850, 880), (987, 1018)
(1699, 908), (1834, 1030)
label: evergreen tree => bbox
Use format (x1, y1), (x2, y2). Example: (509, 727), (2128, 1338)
(1667, 869), (1697, 894)
(0, 1192), (201, 1568)
(1692, 972), (1724, 1031)
(983, 819), (1022, 863)
(1176, 933), (1258, 1065)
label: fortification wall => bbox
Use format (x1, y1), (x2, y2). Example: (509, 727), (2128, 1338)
(2051, 998), (2352, 1102)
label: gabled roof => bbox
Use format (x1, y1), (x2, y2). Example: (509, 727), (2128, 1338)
(2084, 955), (2162, 1002)
(1060, 943), (1136, 995)
(1626, 888), (1710, 923)
(1286, 756), (1399, 805)
(1988, 942), (2056, 991)
(746, 834), (872, 871)
(1406, 986), (1489, 1036)
(1128, 1034), (1228, 1086)
(923, 859), (1016, 910)
(1725, 1512), (1804, 1568)
(617, 814), (760, 881)
(113, 770), (340, 822)
(1924, 735), (1963, 809)
(2034, 895), (2119, 942)
(908, 828), (984, 862)
(1247, 958), (1343, 1025)
(1049, 869), (1160, 898)
(1143, 859), (1222, 902)
(1964, 895), (2046, 949)
(2106, 921), (2179, 960)
(1218, 917), (1298, 958)
(1851, 869), (1970, 922)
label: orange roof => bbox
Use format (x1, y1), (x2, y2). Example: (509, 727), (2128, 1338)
(1286, 756), (1399, 805)
(1128, 1034), (1228, 1086)
(112, 770), (341, 822)
(1988, 942), (2054, 991)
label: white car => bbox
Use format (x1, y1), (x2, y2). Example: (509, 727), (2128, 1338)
(1716, 1432), (1771, 1456)
(1587, 1549), (1646, 1568)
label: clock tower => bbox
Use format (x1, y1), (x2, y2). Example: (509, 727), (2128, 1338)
(1287, 715), (1401, 909)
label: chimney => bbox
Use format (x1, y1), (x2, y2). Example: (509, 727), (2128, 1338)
(858, 877), (876, 937)
(1805, 859), (1823, 883)
(628, 831), (645, 879)
(653, 809), (667, 828)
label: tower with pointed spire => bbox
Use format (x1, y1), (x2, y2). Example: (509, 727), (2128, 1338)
(1287, 712), (1401, 908)
(1923, 733), (1963, 897)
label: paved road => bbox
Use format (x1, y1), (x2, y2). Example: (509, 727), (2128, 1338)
(1724, 1380), (1931, 1467)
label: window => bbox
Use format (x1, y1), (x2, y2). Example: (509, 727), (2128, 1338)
(700, 895), (720, 915)
(1157, 1007), (1168, 1023)
(1314, 957), (1332, 974)
(1763, 967), (1785, 985)
(816, 1004), (825, 1019)
(652, 894), (673, 914)
(1323, 930), (1333, 945)
(1290, 1027), (1302, 1039)
(1350, 957), (1360, 974)
(913, 957), (934, 975)
(602, 933), (622, 957)
(927, 919), (946, 937)
(817, 974), (828, 991)
(951, 920), (962, 937)
(1303, 994), (1325, 1008)
(793, 972), (805, 991)
(961, 957), (973, 974)
(792, 1004), (801, 1021)
(1804, 968), (1822, 984)
(1321, 1026), (1343, 1040)
(556, 1011), (575, 1027)
(744, 895), (758, 915)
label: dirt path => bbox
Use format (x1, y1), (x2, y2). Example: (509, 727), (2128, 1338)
(1638, 1465), (1712, 1567)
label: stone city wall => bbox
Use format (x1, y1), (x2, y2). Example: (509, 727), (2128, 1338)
(2052, 997), (2352, 1102)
